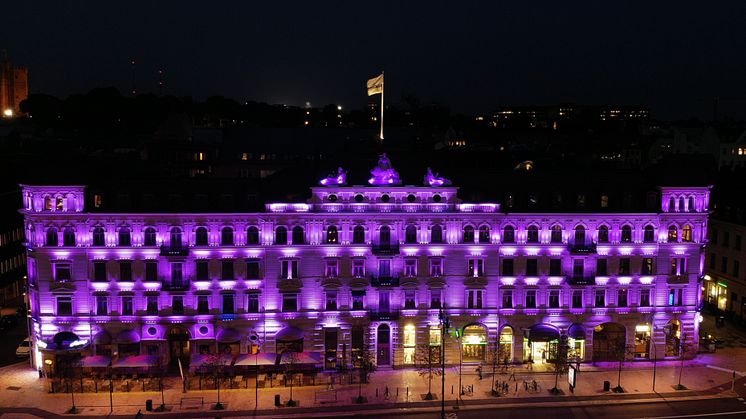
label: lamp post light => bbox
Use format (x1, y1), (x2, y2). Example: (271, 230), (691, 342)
(438, 305), (450, 419)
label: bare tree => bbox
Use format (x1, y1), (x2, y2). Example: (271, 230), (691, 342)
(550, 336), (572, 394)
(281, 352), (300, 407)
(354, 342), (376, 404)
(203, 353), (229, 410)
(415, 343), (442, 400)
(485, 341), (503, 396)
(609, 337), (635, 393)
(60, 359), (82, 414)
(675, 334), (692, 390)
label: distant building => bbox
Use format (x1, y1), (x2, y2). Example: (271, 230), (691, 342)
(493, 103), (649, 130)
(0, 58), (28, 117)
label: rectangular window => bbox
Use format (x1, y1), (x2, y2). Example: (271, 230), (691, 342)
(596, 258), (607, 276)
(352, 259), (365, 277)
(526, 258), (538, 276)
(617, 288), (628, 307)
(57, 296), (73, 315)
(352, 291), (365, 310)
(195, 260), (209, 281)
(468, 259), (484, 277)
(96, 296), (108, 315)
(119, 261), (132, 282)
(723, 232), (730, 247)
(709, 253), (716, 269)
(734, 260), (740, 278)
(429, 326), (442, 346)
(93, 261), (107, 282)
(736, 235), (742, 251)
(121, 296), (133, 315)
(325, 259), (339, 278)
(282, 294), (298, 312)
(430, 289), (442, 308)
(404, 259), (417, 277)
(549, 259), (562, 276)
(467, 290), (483, 309)
(668, 289), (683, 306)
(525, 290), (537, 308)
(573, 259), (584, 278)
(221, 260), (234, 280)
(222, 294), (235, 314)
(595, 289), (605, 307)
(619, 258), (631, 275)
(246, 260), (260, 279)
(642, 258), (654, 275)
(404, 289), (416, 309)
(281, 260), (299, 279)
(325, 291), (337, 310)
(54, 263), (72, 282)
(502, 259), (514, 276)
(572, 290), (583, 308)
(640, 289), (651, 307)
(171, 262), (183, 284)
(247, 292), (260, 313)
(502, 290), (513, 308)
(722, 256), (728, 273)
(172, 296), (184, 315)
(549, 290), (560, 308)
(197, 295), (209, 314)
(430, 258), (443, 277)
(146, 296), (158, 315)
(710, 228), (718, 244)
(378, 259), (391, 276)
(145, 261), (158, 281)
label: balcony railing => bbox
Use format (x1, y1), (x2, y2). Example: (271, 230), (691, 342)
(371, 276), (400, 287)
(567, 276), (596, 286)
(371, 243), (400, 255)
(162, 279), (191, 291)
(160, 244), (190, 256)
(370, 310), (400, 321)
(567, 243), (597, 254)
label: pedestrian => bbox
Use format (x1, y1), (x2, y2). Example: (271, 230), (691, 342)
(476, 366), (483, 380)
(135, 410), (143, 419)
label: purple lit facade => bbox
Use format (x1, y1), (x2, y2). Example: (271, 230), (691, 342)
(20, 180), (710, 371)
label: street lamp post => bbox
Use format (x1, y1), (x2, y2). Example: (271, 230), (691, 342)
(438, 305), (450, 419)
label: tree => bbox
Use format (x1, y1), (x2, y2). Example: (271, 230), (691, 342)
(415, 343), (443, 400)
(281, 351), (300, 407)
(354, 342), (377, 404)
(675, 334), (693, 390)
(485, 341), (503, 396)
(550, 336), (572, 394)
(609, 337), (635, 393)
(60, 359), (82, 414)
(203, 353), (229, 410)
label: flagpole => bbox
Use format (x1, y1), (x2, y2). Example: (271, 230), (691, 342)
(379, 71), (384, 142)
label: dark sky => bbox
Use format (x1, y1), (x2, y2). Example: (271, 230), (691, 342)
(3, 1), (746, 119)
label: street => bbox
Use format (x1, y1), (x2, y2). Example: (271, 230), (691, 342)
(0, 308), (28, 368)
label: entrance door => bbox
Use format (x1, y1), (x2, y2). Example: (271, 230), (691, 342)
(324, 328), (338, 370)
(379, 291), (390, 312)
(376, 324), (390, 366)
(168, 328), (191, 370)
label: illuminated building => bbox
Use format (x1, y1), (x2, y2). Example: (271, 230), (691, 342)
(0, 58), (28, 117)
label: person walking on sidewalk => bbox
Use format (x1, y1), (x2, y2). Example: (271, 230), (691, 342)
(476, 366), (483, 380)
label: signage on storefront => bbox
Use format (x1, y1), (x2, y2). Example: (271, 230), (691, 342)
(568, 364), (577, 390)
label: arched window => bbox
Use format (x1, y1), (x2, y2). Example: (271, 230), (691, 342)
(478, 225), (490, 243)
(352, 225), (365, 244)
(667, 225), (678, 242)
(66, 194), (76, 212)
(668, 197), (676, 212)
(292, 226), (305, 245)
(526, 225), (539, 243)
(688, 196), (695, 212)
(574, 226), (586, 244)
(195, 227), (209, 246)
(45, 227), (58, 247)
(682, 225), (692, 242)
(431, 224), (443, 244)
(118, 227), (131, 246)
(143, 227), (157, 246)
(678, 197), (685, 213)
(502, 226), (515, 243)
(327, 226), (339, 244)
(550, 225), (563, 243)
(404, 225), (417, 244)
(621, 225), (632, 243)
(246, 226), (260, 245)
(170, 227), (183, 247)
(55, 196), (64, 211)
(92, 227), (106, 247)
(63, 227), (76, 247)
(643, 225), (655, 243)
(462, 225), (475, 243)
(597, 225), (609, 243)
(221, 227), (234, 246)
(379, 225), (391, 245)
(275, 226), (288, 245)
(44, 196), (52, 211)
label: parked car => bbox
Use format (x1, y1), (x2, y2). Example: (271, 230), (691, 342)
(16, 337), (31, 357)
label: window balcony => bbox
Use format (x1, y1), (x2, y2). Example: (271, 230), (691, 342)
(567, 243), (597, 254)
(371, 243), (400, 255)
(160, 244), (190, 256)
(161, 279), (191, 291)
(567, 276), (596, 286)
(370, 310), (400, 321)
(667, 275), (689, 285)
(371, 276), (400, 287)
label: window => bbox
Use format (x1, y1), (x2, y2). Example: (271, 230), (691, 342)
(644, 225), (655, 243)
(600, 194), (609, 208)
(143, 227), (157, 246)
(57, 296), (72, 315)
(405, 225), (417, 244)
(572, 290), (583, 308)
(195, 227), (208, 246)
(352, 291), (365, 310)
(195, 260), (209, 281)
(54, 262), (72, 282)
(325, 259), (339, 277)
(121, 296), (133, 315)
(281, 260), (299, 279)
(222, 294), (235, 314)
(574, 226), (586, 244)
(352, 225), (366, 244)
(619, 258), (631, 275)
(282, 293), (298, 312)
(709, 253), (716, 269)
(221, 227), (234, 246)
(325, 291), (337, 310)
(721, 256), (728, 273)
(549, 290), (560, 308)
(404, 289), (416, 309)
(45, 227), (58, 246)
(525, 290), (537, 308)
(502, 226), (515, 243)
(352, 259), (365, 278)
(275, 226), (288, 245)
(118, 227), (131, 246)
(247, 226), (260, 245)
(430, 289), (442, 308)
(327, 226), (339, 244)
(221, 260), (234, 280)
(526, 225), (539, 243)
(478, 225), (490, 243)
(640, 289), (651, 307)
(549, 259), (562, 276)
(143, 260), (157, 281)
(119, 261), (132, 282)
(171, 262), (183, 285)
(671, 257), (687, 275)
(734, 260), (740, 278)
(172, 296), (184, 315)
(93, 261), (107, 282)
(378, 259), (391, 276)
(247, 292), (260, 313)
(526, 258), (538, 276)
(598, 226), (609, 243)
(292, 226), (305, 244)
(468, 258), (484, 277)
(246, 260), (260, 279)
(682, 225), (692, 242)
(96, 296), (108, 315)
(668, 226), (678, 242)
(668, 289), (683, 306)
(502, 259), (514, 276)
(463, 225), (475, 243)
(577, 194), (586, 208)
(467, 289), (483, 308)
(621, 225), (632, 243)
(573, 259), (584, 278)
(550, 225), (563, 243)
(736, 235), (742, 251)
(92, 227), (106, 246)
(430, 258), (443, 277)
(403, 325), (416, 364)
(429, 326), (442, 346)
(679, 197), (685, 213)
(197, 295), (210, 314)
(55, 196), (63, 211)
(502, 290), (513, 308)
(146, 296), (158, 315)
(595, 289), (605, 307)
(617, 288), (628, 307)
(404, 259), (417, 277)
(63, 228), (76, 247)
(642, 258), (654, 275)
(688, 196), (695, 212)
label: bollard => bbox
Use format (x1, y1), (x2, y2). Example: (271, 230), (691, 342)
(396, 387), (399, 397)
(376, 388), (378, 397)
(407, 387), (409, 401)
(451, 384), (453, 394)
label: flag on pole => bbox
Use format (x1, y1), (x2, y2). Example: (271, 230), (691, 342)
(367, 73), (384, 96)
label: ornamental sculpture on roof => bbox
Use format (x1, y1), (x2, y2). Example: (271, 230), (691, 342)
(424, 167), (451, 186)
(319, 167), (347, 186)
(368, 153), (401, 185)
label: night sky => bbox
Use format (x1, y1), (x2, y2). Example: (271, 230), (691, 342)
(3, 1), (746, 119)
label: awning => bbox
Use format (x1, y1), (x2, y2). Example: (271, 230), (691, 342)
(568, 324), (586, 340)
(115, 329), (141, 344)
(190, 353), (234, 369)
(93, 331), (112, 345)
(112, 355), (159, 368)
(527, 324), (560, 342)
(280, 351), (323, 365)
(216, 328), (241, 343)
(275, 327), (303, 342)
(53, 331), (80, 347)
(80, 355), (112, 368)
(234, 353), (277, 366)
